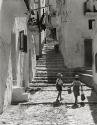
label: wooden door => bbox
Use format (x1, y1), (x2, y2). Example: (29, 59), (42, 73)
(84, 39), (93, 67)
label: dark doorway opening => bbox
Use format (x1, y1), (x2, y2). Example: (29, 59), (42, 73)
(84, 39), (93, 67)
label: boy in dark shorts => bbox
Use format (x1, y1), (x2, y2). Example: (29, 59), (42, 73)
(70, 75), (83, 106)
(56, 73), (63, 102)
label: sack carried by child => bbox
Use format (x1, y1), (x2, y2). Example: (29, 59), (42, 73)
(81, 91), (85, 101)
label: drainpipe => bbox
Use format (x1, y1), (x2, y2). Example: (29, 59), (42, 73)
(38, 0), (42, 57)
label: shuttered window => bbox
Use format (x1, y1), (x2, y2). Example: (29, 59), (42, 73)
(88, 19), (95, 30)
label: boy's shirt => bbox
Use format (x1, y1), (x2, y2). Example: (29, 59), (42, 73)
(56, 78), (63, 86)
(72, 80), (82, 91)
(72, 80), (82, 87)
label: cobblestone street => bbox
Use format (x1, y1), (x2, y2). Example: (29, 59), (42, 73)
(0, 86), (97, 125)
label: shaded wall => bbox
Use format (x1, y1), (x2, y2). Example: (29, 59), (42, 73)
(12, 17), (36, 87)
(93, 32), (97, 91)
(0, 0), (27, 113)
(31, 0), (46, 57)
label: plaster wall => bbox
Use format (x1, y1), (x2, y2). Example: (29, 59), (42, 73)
(93, 32), (97, 91)
(49, 0), (56, 9)
(12, 17), (36, 87)
(0, 0), (27, 113)
(57, 0), (95, 68)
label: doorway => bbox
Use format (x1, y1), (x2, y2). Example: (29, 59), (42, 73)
(84, 39), (93, 67)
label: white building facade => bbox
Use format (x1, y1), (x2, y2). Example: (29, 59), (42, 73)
(56, 0), (97, 68)
(0, 0), (36, 113)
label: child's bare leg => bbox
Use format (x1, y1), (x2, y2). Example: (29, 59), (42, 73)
(75, 96), (78, 104)
(59, 91), (62, 100)
(56, 91), (60, 101)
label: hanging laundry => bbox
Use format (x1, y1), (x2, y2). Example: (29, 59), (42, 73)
(24, 0), (30, 11)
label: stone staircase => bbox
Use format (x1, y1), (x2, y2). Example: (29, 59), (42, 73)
(30, 42), (75, 87)
(79, 67), (93, 88)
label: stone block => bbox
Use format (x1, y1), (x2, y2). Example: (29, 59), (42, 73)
(11, 86), (29, 104)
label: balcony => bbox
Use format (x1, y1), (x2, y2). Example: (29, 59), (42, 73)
(83, 1), (97, 17)
(85, 12), (97, 17)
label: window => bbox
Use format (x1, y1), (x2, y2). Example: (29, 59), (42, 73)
(88, 19), (95, 30)
(19, 30), (27, 53)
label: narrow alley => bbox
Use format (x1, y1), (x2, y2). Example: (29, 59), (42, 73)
(0, 40), (97, 125)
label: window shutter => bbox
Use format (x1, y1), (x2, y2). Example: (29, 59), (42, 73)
(19, 30), (27, 53)
(89, 20), (93, 29)
(19, 30), (24, 51)
(88, 19), (95, 30)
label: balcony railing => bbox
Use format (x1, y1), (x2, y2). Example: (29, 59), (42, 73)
(83, 1), (97, 16)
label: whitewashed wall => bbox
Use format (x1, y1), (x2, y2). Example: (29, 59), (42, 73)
(0, 0), (27, 113)
(57, 0), (95, 68)
(93, 31), (97, 91)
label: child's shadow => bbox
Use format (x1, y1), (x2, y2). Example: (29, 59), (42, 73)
(80, 102), (85, 107)
(72, 104), (79, 109)
(72, 102), (85, 109)
(53, 100), (62, 107)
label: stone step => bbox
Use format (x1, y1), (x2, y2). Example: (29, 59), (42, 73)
(33, 76), (74, 80)
(42, 52), (61, 55)
(82, 70), (92, 75)
(36, 61), (64, 65)
(80, 73), (93, 88)
(37, 58), (64, 61)
(36, 65), (65, 68)
(37, 59), (64, 61)
(42, 53), (62, 55)
(38, 57), (64, 60)
(32, 78), (74, 83)
(36, 73), (73, 77)
(36, 67), (67, 71)
(29, 83), (86, 87)
(42, 52), (62, 55)
(41, 53), (63, 56)
(29, 83), (72, 87)
(36, 70), (74, 74)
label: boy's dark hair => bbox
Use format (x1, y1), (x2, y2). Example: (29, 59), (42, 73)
(57, 73), (63, 78)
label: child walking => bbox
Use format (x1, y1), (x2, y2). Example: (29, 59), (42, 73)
(70, 75), (83, 106)
(56, 73), (63, 102)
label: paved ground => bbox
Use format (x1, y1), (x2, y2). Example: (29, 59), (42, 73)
(0, 86), (97, 125)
